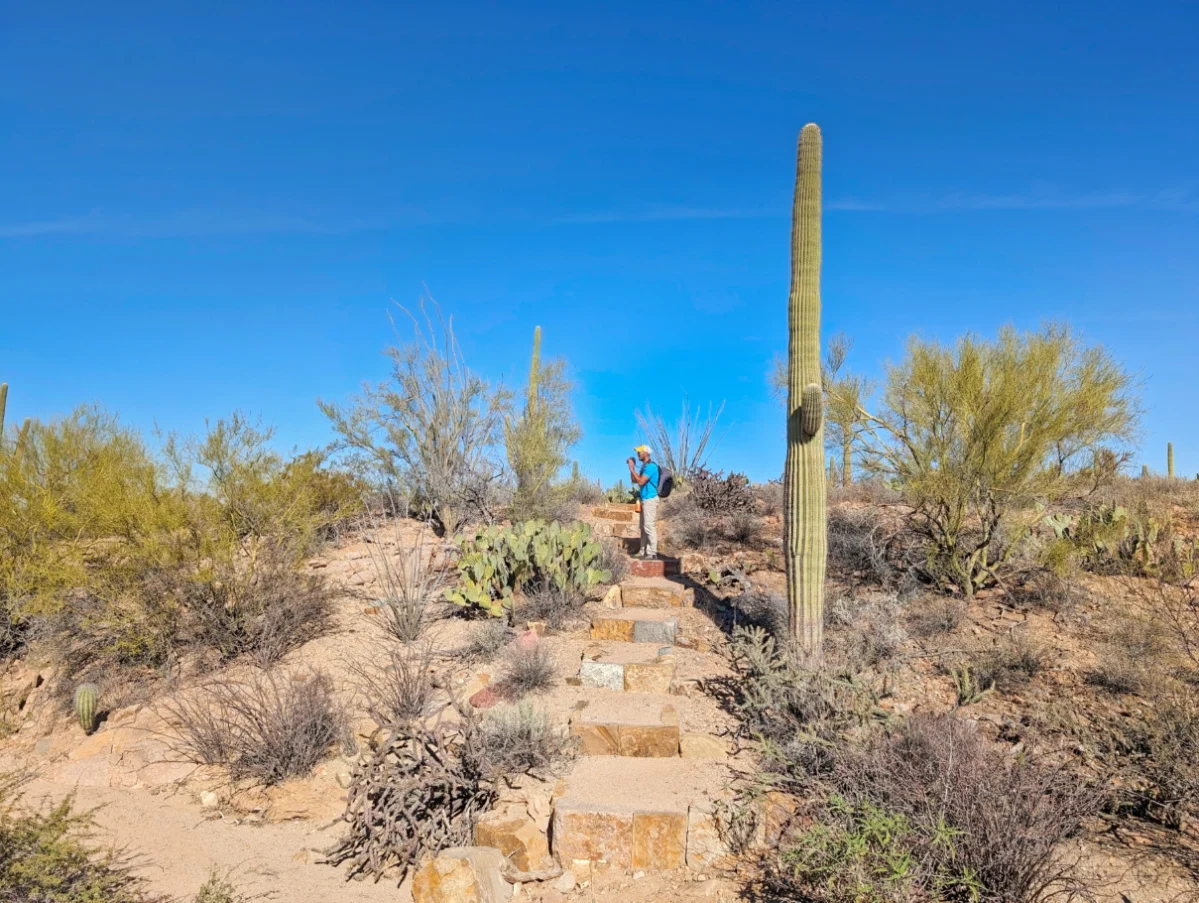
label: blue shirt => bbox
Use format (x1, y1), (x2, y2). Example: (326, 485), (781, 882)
(638, 461), (660, 500)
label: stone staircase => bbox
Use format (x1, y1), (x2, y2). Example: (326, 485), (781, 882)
(545, 553), (733, 874)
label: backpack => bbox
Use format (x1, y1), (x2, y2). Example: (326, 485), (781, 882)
(655, 465), (674, 499)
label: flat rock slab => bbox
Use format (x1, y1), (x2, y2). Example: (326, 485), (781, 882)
(628, 556), (682, 579)
(412, 846), (513, 903)
(571, 699), (680, 757)
(591, 609), (678, 644)
(579, 645), (676, 694)
(620, 577), (687, 609)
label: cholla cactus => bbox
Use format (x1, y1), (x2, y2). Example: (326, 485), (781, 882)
(75, 683), (100, 734)
(783, 124), (828, 656)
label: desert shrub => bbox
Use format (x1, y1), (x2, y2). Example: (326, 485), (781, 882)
(724, 513), (762, 545)
(952, 632), (1047, 694)
(905, 596), (967, 638)
(361, 515), (448, 643)
(801, 715), (1103, 903)
(521, 582), (586, 631)
(479, 702), (575, 779)
(328, 703), (571, 884)
(670, 498), (718, 550)
(719, 627), (873, 784)
(184, 547), (332, 669)
(635, 401), (724, 483)
(356, 645), (436, 726)
(598, 538), (628, 585)
(1084, 613), (1167, 695)
(194, 870), (250, 903)
(563, 465), (604, 506)
(320, 297), (510, 535)
(0, 776), (155, 903)
(754, 481), (783, 517)
(602, 480), (636, 504)
(1010, 565), (1087, 612)
(826, 506), (904, 589)
(447, 520), (609, 617)
(859, 325), (1138, 597)
(464, 619), (514, 662)
(687, 467), (755, 515)
(836, 595), (908, 668)
(168, 667), (345, 785)
(497, 642), (556, 698)
(504, 328), (582, 522)
(729, 590), (789, 637)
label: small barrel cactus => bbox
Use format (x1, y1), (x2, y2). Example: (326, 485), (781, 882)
(74, 683), (100, 734)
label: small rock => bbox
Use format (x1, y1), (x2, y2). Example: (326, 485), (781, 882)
(553, 871), (576, 893)
(200, 790), (220, 810)
(680, 733), (728, 761)
(632, 870), (645, 880)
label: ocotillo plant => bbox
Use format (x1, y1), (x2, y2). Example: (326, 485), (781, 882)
(1168, 442), (1174, 478)
(784, 123), (828, 657)
(75, 683), (100, 734)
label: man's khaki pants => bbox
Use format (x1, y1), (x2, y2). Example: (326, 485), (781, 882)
(639, 496), (659, 558)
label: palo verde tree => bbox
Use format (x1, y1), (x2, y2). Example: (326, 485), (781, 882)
(505, 326), (581, 520)
(859, 324), (1138, 597)
(321, 297), (510, 535)
(822, 333), (872, 487)
(783, 123), (828, 657)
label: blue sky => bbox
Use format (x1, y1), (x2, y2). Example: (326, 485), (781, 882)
(2, 1), (1196, 483)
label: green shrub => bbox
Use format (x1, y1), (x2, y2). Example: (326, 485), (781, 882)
(0, 777), (156, 902)
(446, 520), (610, 617)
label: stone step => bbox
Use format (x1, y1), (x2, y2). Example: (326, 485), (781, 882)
(593, 522), (639, 540)
(551, 757), (733, 872)
(628, 556), (682, 579)
(569, 694), (680, 757)
(619, 576), (688, 609)
(578, 644), (676, 693)
(592, 505), (637, 522)
(590, 608), (679, 644)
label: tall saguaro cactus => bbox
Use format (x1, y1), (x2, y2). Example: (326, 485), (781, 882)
(527, 326), (542, 411)
(784, 124), (828, 657)
(1168, 442), (1175, 478)
(0, 383), (7, 441)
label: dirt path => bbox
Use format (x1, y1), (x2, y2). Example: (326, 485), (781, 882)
(24, 776), (411, 902)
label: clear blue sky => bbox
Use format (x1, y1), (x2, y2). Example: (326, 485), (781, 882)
(2, 1), (1196, 483)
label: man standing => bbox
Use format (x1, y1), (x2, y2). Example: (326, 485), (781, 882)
(628, 445), (660, 560)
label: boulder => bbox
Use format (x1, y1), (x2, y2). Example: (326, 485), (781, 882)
(412, 846), (513, 903)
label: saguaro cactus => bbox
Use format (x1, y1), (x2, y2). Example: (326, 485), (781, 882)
(1168, 442), (1174, 478)
(0, 382), (7, 440)
(527, 326), (542, 410)
(784, 123), (828, 657)
(75, 683), (99, 734)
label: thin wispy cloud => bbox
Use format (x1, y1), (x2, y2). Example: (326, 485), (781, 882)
(555, 204), (770, 224)
(0, 208), (413, 239)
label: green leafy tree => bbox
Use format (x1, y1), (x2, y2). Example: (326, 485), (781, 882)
(859, 324), (1138, 596)
(505, 326), (581, 521)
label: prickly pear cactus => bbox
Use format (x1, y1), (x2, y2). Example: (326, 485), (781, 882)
(75, 683), (99, 734)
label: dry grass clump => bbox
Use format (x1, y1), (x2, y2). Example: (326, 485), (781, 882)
(520, 582), (586, 631)
(905, 595), (968, 638)
(951, 631), (1048, 695)
(167, 667), (345, 785)
(496, 642), (556, 698)
(599, 538), (628, 585)
(478, 702), (576, 778)
(361, 516), (448, 644)
(463, 619), (514, 662)
(724, 512), (763, 545)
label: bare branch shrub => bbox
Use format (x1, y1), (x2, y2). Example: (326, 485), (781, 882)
(724, 513), (762, 546)
(355, 644), (436, 727)
(814, 715), (1103, 903)
(598, 538), (628, 585)
(669, 498), (718, 550)
(687, 467), (755, 515)
(951, 631), (1048, 694)
(320, 296), (510, 535)
(826, 506), (904, 589)
(635, 400), (724, 482)
(360, 511), (448, 644)
(184, 546), (332, 669)
(167, 667), (345, 785)
(905, 596), (968, 638)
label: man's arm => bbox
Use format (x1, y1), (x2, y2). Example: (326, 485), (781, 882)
(628, 458), (650, 486)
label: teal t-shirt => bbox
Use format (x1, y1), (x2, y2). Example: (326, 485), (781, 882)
(639, 461), (660, 500)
